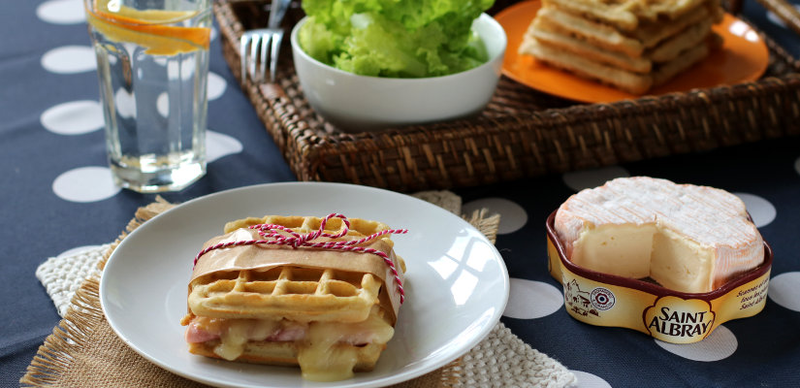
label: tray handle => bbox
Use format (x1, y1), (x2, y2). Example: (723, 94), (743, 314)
(728, 0), (800, 36)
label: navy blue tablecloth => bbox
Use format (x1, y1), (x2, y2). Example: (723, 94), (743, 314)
(3, 1), (800, 386)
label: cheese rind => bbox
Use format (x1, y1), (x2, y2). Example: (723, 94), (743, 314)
(555, 177), (764, 293)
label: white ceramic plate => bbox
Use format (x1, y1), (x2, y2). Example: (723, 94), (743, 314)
(100, 182), (509, 388)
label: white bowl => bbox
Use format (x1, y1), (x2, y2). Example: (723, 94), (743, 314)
(290, 13), (507, 131)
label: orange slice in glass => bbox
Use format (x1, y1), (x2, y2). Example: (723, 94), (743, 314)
(86, 0), (210, 56)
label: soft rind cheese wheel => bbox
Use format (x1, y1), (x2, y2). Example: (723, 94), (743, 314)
(554, 176), (764, 293)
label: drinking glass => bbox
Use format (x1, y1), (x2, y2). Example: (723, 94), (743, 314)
(84, 0), (212, 192)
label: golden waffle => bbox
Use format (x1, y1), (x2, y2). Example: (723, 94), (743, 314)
(224, 215), (397, 247)
(525, 6), (646, 57)
(648, 18), (713, 62)
(188, 265), (383, 322)
(189, 214), (406, 323)
(630, 0), (723, 47)
(526, 15), (713, 73)
(543, 0), (708, 31)
(525, 36), (710, 94)
(527, 2), (716, 58)
(526, 15), (653, 72)
(651, 34), (719, 86)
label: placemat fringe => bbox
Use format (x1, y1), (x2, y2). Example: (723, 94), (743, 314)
(463, 208), (501, 245)
(21, 269), (104, 387)
(21, 198), (172, 387)
(438, 359), (464, 388)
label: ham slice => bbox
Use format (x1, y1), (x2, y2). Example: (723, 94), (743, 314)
(184, 317), (309, 344)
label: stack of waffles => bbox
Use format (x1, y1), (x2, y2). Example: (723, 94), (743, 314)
(519, 0), (725, 94)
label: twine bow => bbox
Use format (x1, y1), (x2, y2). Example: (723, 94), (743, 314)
(194, 213), (407, 304)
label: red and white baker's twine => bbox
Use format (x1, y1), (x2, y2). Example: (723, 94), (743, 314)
(194, 213), (407, 304)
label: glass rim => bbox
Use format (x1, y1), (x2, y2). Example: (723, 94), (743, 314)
(84, 0), (213, 26)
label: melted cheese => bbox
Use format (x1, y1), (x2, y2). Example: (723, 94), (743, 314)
(297, 337), (359, 382)
(215, 320), (252, 360)
(298, 307), (395, 381)
(193, 306), (395, 381)
(555, 177), (764, 293)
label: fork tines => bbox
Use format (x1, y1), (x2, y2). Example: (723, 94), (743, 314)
(240, 29), (285, 85)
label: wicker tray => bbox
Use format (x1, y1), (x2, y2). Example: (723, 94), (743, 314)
(214, 0), (800, 193)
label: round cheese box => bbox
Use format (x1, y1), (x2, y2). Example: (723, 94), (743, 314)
(545, 210), (773, 344)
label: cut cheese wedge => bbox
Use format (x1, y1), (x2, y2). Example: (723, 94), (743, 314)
(554, 176), (764, 293)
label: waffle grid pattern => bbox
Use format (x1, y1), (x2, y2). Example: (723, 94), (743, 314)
(189, 266), (381, 322)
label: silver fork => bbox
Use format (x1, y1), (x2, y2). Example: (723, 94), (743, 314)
(239, 0), (291, 85)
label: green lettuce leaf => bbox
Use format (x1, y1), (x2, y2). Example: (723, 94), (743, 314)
(298, 0), (495, 78)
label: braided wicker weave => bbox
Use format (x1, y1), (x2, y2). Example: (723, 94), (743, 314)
(214, 0), (800, 192)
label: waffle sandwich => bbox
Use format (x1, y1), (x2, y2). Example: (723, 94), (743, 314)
(180, 214), (407, 381)
(519, 0), (725, 94)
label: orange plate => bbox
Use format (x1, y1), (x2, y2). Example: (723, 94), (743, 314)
(495, 0), (770, 103)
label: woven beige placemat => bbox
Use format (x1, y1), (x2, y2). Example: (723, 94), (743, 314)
(21, 192), (575, 388)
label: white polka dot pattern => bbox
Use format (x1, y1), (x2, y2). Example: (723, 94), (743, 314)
(113, 88), (137, 119)
(794, 156), (800, 175)
(52, 167), (121, 202)
(504, 278), (564, 319)
(41, 46), (96, 74)
(767, 272), (800, 312)
(41, 100), (104, 135)
(207, 130), (244, 163)
(655, 325), (738, 361)
(735, 193), (777, 227)
(208, 72), (228, 100)
(156, 93), (170, 117)
(570, 371), (613, 388)
(36, 0), (85, 25)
